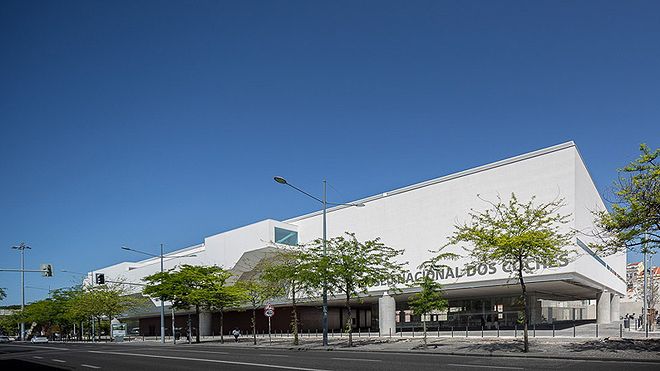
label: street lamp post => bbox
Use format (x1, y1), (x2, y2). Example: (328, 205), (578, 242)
(121, 244), (165, 344)
(121, 245), (196, 344)
(274, 176), (364, 347)
(12, 243), (31, 341)
(160, 243), (165, 344)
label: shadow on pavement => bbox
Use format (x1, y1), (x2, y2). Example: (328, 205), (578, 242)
(564, 338), (660, 353)
(453, 340), (526, 353)
(0, 359), (66, 370)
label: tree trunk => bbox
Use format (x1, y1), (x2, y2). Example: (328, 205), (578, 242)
(518, 260), (529, 353)
(423, 318), (427, 348)
(292, 283), (299, 346)
(195, 305), (201, 343)
(220, 309), (224, 344)
(252, 307), (257, 345)
(346, 292), (353, 347)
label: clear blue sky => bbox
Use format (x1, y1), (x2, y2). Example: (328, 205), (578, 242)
(1, 0), (659, 305)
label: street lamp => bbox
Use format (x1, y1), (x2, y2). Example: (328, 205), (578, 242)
(121, 244), (196, 344)
(273, 176), (364, 346)
(12, 242), (31, 341)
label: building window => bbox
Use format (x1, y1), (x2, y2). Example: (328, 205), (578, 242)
(274, 227), (298, 246)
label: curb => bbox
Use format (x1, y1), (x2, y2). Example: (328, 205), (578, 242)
(191, 342), (660, 364)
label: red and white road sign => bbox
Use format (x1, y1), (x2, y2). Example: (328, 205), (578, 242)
(264, 303), (275, 317)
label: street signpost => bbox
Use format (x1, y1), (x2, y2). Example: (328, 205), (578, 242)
(264, 303), (274, 344)
(112, 323), (127, 343)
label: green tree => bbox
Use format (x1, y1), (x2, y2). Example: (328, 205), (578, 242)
(408, 276), (448, 348)
(208, 273), (245, 343)
(143, 265), (228, 343)
(441, 193), (574, 353)
(21, 299), (59, 336)
(0, 288), (6, 302)
(309, 232), (405, 347)
(260, 246), (318, 345)
(70, 283), (136, 341)
(591, 144), (659, 255)
(0, 312), (21, 336)
(235, 278), (281, 345)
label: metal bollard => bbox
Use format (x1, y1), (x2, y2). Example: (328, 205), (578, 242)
(481, 326), (484, 337)
(412, 327), (415, 337)
(389, 328), (391, 338)
(620, 323), (622, 338)
(451, 326), (454, 338)
(358, 328), (361, 337)
(497, 323), (500, 338)
(552, 324), (555, 337)
(573, 322), (576, 337)
(437, 326), (440, 337)
(533, 324), (536, 337)
(515, 325), (517, 338)
(466, 326), (468, 338)
(596, 324), (598, 338)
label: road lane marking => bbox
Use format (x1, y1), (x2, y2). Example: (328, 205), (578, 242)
(447, 364), (523, 370)
(81, 364), (101, 369)
(2, 344), (69, 351)
(33, 356), (43, 359)
(52, 359), (66, 363)
(160, 348), (230, 355)
(88, 350), (329, 371)
(331, 357), (381, 362)
(260, 354), (289, 358)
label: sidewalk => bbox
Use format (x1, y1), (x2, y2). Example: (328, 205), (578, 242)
(185, 335), (660, 363)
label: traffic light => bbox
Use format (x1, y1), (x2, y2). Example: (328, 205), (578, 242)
(40, 264), (53, 277)
(95, 273), (105, 285)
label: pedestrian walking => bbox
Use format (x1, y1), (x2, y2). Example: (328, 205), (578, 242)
(232, 328), (240, 342)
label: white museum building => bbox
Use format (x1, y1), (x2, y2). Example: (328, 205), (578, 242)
(88, 141), (626, 337)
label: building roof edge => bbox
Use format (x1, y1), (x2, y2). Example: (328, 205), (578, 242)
(285, 141), (577, 223)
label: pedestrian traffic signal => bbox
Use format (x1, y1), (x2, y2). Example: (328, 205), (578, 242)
(40, 264), (53, 277)
(95, 273), (105, 285)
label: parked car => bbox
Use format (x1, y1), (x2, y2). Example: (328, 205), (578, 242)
(0, 336), (12, 343)
(31, 336), (48, 343)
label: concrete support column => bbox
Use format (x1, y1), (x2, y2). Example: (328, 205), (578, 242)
(527, 294), (542, 325)
(199, 311), (213, 336)
(610, 294), (620, 322)
(378, 292), (396, 336)
(597, 291), (611, 324)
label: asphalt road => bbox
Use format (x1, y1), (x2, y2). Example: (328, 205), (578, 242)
(1, 342), (658, 371)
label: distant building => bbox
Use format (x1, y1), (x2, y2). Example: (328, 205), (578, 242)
(627, 261), (645, 299)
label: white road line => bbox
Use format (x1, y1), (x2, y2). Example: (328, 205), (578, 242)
(161, 348), (230, 355)
(88, 350), (329, 371)
(3, 344), (69, 351)
(81, 364), (101, 369)
(331, 357), (381, 362)
(447, 364), (523, 370)
(33, 356), (43, 359)
(52, 359), (66, 363)
(260, 354), (289, 358)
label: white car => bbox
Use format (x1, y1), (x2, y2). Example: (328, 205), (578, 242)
(31, 336), (48, 343)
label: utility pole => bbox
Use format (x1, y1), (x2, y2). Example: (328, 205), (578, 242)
(12, 243), (31, 341)
(160, 243), (165, 344)
(273, 176), (364, 347)
(642, 233), (648, 336)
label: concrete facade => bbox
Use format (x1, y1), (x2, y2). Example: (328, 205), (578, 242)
(89, 142), (626, 333)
